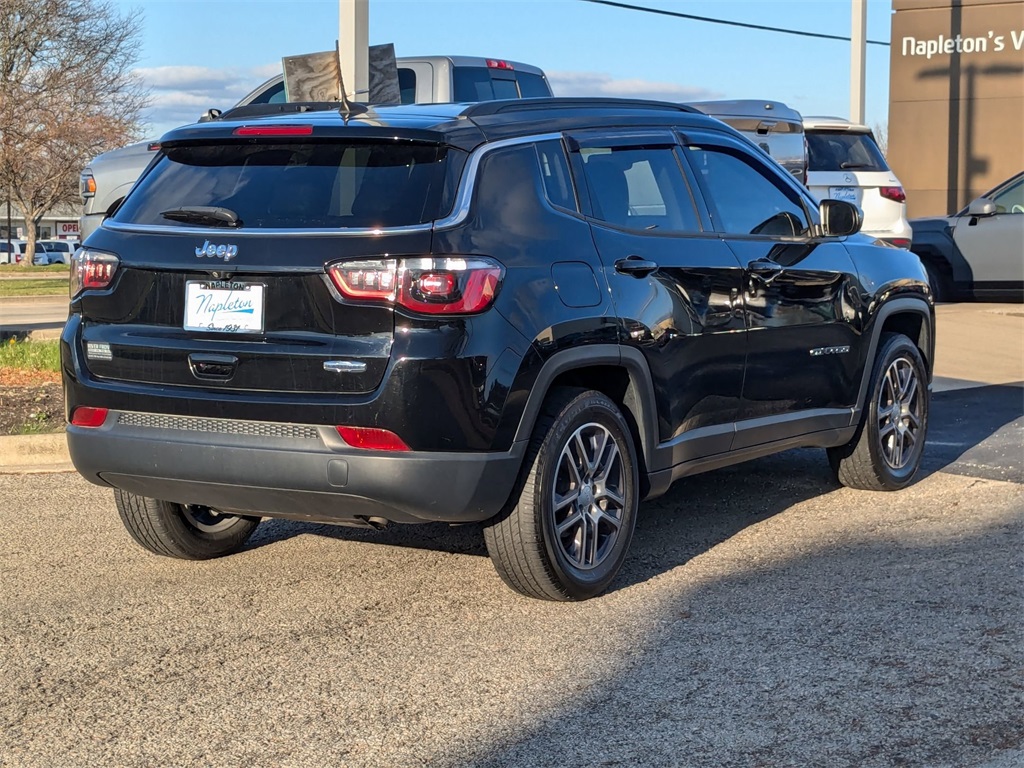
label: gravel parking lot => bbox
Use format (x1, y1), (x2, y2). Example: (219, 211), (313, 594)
(1, 306), (1021, 768)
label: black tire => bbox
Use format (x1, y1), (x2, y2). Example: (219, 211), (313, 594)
(484, 388), (640, 601)
(114, 490), (260, 560)
(828, 333), (929, 491)
(924, 261), (949, 303)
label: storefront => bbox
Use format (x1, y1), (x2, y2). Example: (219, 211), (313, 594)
(0, 204), (81, 241)
(889, 0), (1024, 218)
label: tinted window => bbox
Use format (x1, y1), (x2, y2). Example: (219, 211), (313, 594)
(114, 142), (460, 229)
(398, 68), (416, 104)
(453, 67), (494, 101)
(686, 147), (809, 237)
(580, 146), (700, 233)
(516, 72), (552, 98)
(992, 176), (1024, 214)
(535, 140), (576, 211)
(806, 131), (888, 172)
(249, 81), (287, 105)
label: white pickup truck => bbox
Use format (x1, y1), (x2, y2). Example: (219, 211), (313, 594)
(79, 55), (552, 240)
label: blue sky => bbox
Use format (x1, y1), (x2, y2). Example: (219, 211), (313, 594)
(116, 0), (894, 136)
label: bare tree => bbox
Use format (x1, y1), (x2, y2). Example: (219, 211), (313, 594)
(872, 122), (889, 157)
(0, 0), (147, 263)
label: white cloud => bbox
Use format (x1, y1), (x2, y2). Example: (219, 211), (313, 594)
(133, 63), (282, 135)
(547, 70), (721, 104)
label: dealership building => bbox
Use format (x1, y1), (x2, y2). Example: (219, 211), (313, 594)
(889, 0), (1024, 217)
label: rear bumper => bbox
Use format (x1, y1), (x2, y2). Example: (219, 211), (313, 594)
(68, 413), (525, 525)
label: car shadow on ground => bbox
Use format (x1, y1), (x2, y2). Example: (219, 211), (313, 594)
(246, 382), (1023, 586)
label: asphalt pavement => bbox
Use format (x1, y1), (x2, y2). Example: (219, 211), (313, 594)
(0, 303), (1021, 767)
(0, 296), (68, 339)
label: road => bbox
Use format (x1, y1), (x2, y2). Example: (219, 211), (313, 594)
(0, 296), (68, 338)
(0, 304), (1021, 768)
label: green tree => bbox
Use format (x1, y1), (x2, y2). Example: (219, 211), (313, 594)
(0, 0), (147, 263)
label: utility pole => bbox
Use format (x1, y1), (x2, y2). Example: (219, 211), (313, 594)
(850, 0), (867, 124)
(339, 0), (370, 99)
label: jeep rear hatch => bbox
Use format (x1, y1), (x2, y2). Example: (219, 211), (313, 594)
(76, 137), (464, 396)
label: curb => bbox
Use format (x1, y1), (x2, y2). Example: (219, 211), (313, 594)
(0, 433), (74, 474)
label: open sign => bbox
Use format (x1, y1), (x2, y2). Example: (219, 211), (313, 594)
(58, 221), (79, 235)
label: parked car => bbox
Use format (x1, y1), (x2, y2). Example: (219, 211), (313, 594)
(0, 240), (30, 264)
(909, 170), (1024, 301)
(37, 239), (80, 265)
(64, 98), (934, 601)
(688, 100), (807, 182)
(79, 56), (553, 241)
(803, 116), (912, 248)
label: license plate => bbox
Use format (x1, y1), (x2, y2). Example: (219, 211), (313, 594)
(184, 281), (265, 334)
(829, 186), (859, 203)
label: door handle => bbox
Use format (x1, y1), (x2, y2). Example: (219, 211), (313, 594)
(747, 258), (784, 285)
(614, 255), (659, 278)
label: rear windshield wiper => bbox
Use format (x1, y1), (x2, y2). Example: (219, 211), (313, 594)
(160, 206), (242, 228)
(839, 162), (872, 169)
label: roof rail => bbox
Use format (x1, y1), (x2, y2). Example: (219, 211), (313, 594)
(461, 98), (700, 118)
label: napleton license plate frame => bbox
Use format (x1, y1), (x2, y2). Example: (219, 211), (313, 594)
(829, 186), (859, 203)
(184, 280), (266, 334)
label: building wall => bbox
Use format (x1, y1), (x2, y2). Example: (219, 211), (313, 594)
(889, 0), (1024, 217)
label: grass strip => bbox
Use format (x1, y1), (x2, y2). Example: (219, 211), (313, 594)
(0, 279), (69, 297)
(0, 338), (62, 373)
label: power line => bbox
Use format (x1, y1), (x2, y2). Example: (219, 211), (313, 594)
(578, 0), (891, 47)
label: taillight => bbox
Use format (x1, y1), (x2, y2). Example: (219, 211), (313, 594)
(70, 407), (109, 428)
(147, 142), (161, 151)
(486, 59), (514, 70)
(336, 426), (410, 451)
(888, 238), (911, 249)
(326, 257), (503, 315)
(879, 186), (906, 203)
(70, 248), (120, 298)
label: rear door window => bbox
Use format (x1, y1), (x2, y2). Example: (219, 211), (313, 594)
(516, 72), (552, 98)
(580, 145), (701, 233)
(113, 141), (462, 229)
(806, 131), (888, 172)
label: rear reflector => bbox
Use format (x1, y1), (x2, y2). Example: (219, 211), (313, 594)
(233, 125), (314, 136)
(336, 426), (410, 452)
(486, 59), (514, 70)
(879, 186), (906, 203)
(71, 407), (109, 428)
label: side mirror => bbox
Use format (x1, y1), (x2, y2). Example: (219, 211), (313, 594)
(197, 108), (222, 124)
(819, 199), (862, 237)
(967, 197), (997, 217)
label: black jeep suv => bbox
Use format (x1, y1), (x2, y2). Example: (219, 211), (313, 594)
(64, 98), (934, 601)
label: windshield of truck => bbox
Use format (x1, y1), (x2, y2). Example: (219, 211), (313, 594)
(113, 141), (463, 229)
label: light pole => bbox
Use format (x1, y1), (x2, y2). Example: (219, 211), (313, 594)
(339, 0), (369, 99)
(851, 0), (867, 124)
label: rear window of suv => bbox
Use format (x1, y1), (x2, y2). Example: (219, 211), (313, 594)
(113, 141), (464, 229)
(806, 131), (888, 173)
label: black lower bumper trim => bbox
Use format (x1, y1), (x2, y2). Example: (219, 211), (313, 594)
(69, 424), (525, 525)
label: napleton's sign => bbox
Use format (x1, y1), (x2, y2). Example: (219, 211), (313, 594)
(900, 28), (1024, 58)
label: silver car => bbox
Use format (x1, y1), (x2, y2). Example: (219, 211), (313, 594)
(909, 171), (1024, 302)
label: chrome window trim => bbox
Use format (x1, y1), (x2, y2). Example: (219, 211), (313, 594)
(433, 132), (563, 230)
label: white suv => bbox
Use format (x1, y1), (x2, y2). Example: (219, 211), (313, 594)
(803, 117), (912, 248)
